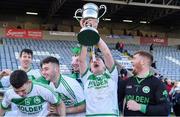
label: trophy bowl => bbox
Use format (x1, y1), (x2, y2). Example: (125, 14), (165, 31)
(77, 26), (100, 46)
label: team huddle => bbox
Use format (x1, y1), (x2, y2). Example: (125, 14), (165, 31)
(0, 18), (170, 116)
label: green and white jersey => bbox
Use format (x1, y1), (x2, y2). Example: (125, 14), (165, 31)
(0, 82), (61, 116)
(49, 75), (85, 117)
(81, 65), (119, 116)
(0, 68), (41, 88)
(26, 69), (41, 81)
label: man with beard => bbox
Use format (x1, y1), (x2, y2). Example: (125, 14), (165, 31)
(118, 51), (170, 116)
(0, 48), (41, 88)
(79, 18), (119, 116)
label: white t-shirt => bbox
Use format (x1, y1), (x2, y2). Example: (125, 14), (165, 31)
(81, 66), (119, 116)
(0, 68), (41, 88)
(1, 82), (61, 116)
(49, 75), (85, 117)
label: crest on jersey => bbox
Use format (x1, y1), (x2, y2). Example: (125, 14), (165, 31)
(25, 98), (31, 105)
(142, 86), (150, 93)
(34, 96), (41, 104)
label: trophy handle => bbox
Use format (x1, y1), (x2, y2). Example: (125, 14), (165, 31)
(74, 8), (83, 22)
(98, 5), (107, 19)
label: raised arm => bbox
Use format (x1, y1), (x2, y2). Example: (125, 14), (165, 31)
(0, 69), (12, 79)
(79, 46), (88, 75)
(79, 19), (92, 75)
(97, 38), (114, 71)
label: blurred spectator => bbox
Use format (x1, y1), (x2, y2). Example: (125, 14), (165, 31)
(170, 82), (180, 116)
(120, 69), (128, 80)
(154, 34), (158, 38)
(145, 34), (149, 37)
(17, 25), (22, 29)
(151, 61), (156, 69)
(52, 24), (58, 31)
(150, 43), (154, 53)
(123, 29), (127, 35)
(123, 50), (129, 56)
(164, 78), (174, 100)
(154, 73), (163, 80)
(115, 42), (124, 53)
(136, 29), (143, 37)
(128, 32), (133, 36)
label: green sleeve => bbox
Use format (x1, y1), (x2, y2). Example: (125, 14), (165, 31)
(35, 76), (50, 85)
(140, 104), (147, 113)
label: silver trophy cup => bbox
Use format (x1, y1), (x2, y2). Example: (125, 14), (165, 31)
(74, 3), (107, 46)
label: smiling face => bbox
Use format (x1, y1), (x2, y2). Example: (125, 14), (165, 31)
(19, 52), (32, 69)
(90, 57), (105, 75)
(71, 56), (80, 73)
(41, 63), (58, 82)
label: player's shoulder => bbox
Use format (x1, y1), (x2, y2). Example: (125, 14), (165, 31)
(4, 88), (17, 97)
(62, 74), (77, 82)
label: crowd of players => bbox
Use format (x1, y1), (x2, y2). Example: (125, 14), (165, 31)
(0, 18), (179, 116)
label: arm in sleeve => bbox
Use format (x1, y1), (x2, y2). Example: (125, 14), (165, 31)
(110, 66), (118, 83)
(0, 90), (12, 115)
(98, 38), (114, 71)
(145, 82), (171, 116)
(0, 76), (11, 88)
(37, 83), (66, 115)
(66, 80), (85, 114)
(79, 46), (88, 77)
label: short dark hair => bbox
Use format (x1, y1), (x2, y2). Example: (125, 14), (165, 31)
(134, 51), (153, 65)
(40, 56), (59, 68)
(20, 49), (33, 57)
(10, 70), (28, 89)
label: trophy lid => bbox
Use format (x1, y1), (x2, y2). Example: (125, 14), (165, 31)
(83, 3), (98, 11)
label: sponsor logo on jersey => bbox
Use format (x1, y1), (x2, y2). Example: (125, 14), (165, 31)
(88, 76), (109, 89)
(18, 104), (43, 114)
(142, 86), (150, 94)
(126, 95), (149, 104)
(12, 96), (45, 114)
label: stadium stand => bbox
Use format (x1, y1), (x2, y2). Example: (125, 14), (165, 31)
(0, 37), (179, 81)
